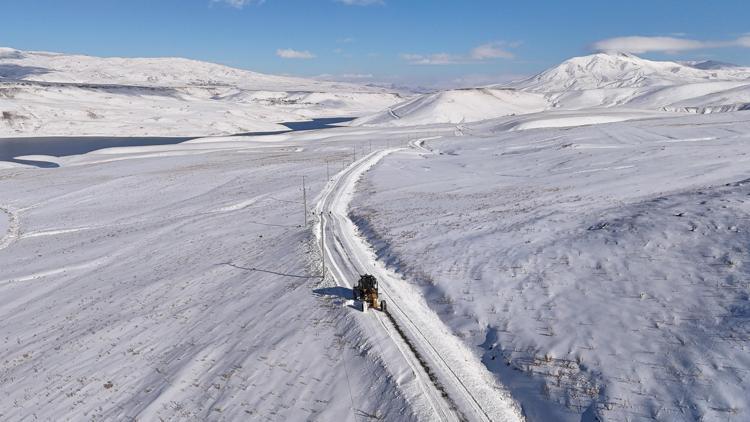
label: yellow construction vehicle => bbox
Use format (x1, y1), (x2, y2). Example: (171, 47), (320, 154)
(353, 274), (387, 313)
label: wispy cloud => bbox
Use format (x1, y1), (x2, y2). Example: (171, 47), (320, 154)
(335, 0), (384, 5)
(215, 0), (379, 8)
(212, 0), (264, 8)
(400, 53), (465, 65)
(276, 48), (316, 59)
(470, 42), (515, 60)
(592, 35), (750, 54)
(402, 41), (518, 65)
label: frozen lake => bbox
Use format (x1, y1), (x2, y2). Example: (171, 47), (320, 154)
(0, 117), (354, 167)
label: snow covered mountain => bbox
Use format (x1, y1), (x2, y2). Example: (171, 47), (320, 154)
(508, 53), (750, 112)
(509, 52), (750, 91)
(0, 47), (404, 137)
(355, 52), (750, 127)
(0, 47), (384, 92)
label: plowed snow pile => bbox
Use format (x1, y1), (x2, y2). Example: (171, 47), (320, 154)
(351, 111), (750, 421)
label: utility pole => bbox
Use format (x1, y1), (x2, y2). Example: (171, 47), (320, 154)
(302, 176), (307, 227)
(353, 145), (356, 162)
(326, 160), (330, 180)
(369, 140), (372, 154)
(320, 217), (326, 279)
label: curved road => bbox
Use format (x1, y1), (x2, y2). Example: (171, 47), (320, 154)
(315, 140), (523, 422)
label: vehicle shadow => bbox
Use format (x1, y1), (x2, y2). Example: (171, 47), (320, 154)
(313, 286), (364, 310)
(313, 286), (353, 300)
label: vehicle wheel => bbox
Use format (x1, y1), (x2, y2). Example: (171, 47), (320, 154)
(381, 300), (387, 313)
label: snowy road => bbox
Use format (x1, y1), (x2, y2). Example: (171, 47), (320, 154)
(315, 141), (523, 422)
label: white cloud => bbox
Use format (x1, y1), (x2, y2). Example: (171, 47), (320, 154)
(471, 42), (514, 60)
(592, 36), (716, 53)
(593, 35), (750, 54)
(276, 48), (316, 59)
(335, 0), (384, 5)
(400, 53), (465, 65)
(402, 41), (518, 65)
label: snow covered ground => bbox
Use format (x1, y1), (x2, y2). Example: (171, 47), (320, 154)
(350, 111), (750, 420)
(3, 106), (750, 421)
(1, 124), (528, 421)
(0, 47), (403, 137)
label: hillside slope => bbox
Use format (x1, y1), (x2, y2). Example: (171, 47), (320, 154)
(0, 47), (403, 137)
(353, 88), (548, 127)
(351, 111), (750, 421)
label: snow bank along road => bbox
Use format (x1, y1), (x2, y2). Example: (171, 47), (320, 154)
(315, 140), (524, 422)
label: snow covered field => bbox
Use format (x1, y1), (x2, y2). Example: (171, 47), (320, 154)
(0, 130), (420, 420)
(350, 111), (750, 420)
(0, 125), (526, 421)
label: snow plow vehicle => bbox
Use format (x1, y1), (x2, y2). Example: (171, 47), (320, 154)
(353, 274), (387, 313)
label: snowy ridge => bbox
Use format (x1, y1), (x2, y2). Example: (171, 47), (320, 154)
(509, 52), (750, 91)
(0, 47), (404, 137)
(353, 88), (548, 127)
(0, 47), (386, 92)
(513, 53), (750, 112)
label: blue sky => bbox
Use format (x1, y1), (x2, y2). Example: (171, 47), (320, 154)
(2, 0), (749, 87)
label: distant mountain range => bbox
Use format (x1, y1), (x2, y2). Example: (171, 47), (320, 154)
(0, 47), (403, 137)
(3, 47), (750, 135)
